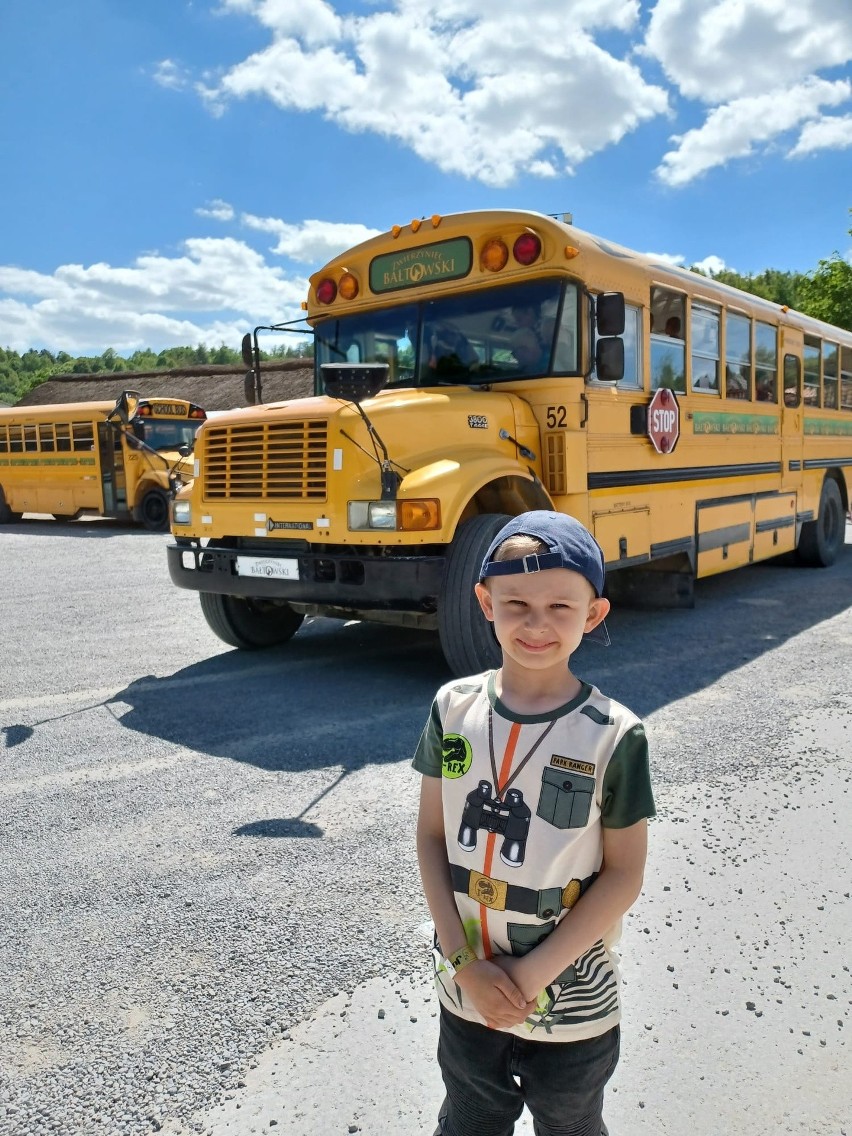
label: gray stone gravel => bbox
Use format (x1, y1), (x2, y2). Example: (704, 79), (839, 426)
(1, 518), (850, 1135)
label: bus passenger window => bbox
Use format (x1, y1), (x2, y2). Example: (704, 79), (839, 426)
(55, 424), (72, 452)
(9, 426), (23, 452)
(783, 355), (801, 408)
(823, 342), (839, 409)
(841, 346), (852, 411)
(39, 424), (56, 452)
(650, 287), (685, 391)
(0, 428), (7, 454)
(754, 321), (778, 403)
(616, 305), (642, 388)
(72, 422), (95, 451)
(725, 312), (752, 399)
(24, 425), (38, 452)
(803, 337), (820, 406)
(691, 305), (720, 394)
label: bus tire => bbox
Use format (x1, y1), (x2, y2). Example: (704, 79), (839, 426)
(199, 592), (305, 650)
(140, 489), (170, 532)
(797, 478), (845, 567)
(438, 513), (511, 676)
(0, 487), (22, 524)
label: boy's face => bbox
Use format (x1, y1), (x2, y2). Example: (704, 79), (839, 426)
(475, 566), (609, 674)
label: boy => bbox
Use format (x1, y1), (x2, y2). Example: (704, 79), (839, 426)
(414, 511), (655, 1136)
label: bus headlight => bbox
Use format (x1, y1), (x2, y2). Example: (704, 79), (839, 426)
(172, 500), (192, 525)
(348, 499), (440, 531)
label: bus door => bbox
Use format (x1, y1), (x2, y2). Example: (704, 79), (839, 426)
(779, 326), (804, 496)
(97, 422), (120, 515)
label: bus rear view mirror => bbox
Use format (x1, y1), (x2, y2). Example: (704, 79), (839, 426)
(595, 337), (624, 383)
(321, 363), (389, 403)
(241, 333), (254, 369)
(108, 390), (140, 425)
(596, 292), (625, 337)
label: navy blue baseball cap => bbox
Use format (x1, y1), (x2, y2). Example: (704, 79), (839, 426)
(479, 510), (606, 597)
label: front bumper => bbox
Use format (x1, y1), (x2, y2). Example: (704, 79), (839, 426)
(167, 540), (445, 612)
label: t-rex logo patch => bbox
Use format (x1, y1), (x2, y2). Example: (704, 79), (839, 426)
(442, 734), (473, 779)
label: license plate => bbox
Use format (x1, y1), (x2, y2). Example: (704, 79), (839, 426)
(235, 556), (300, 581)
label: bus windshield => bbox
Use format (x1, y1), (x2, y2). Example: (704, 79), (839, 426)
(133, 418), (203, 451)
(314, 278), (579, 390)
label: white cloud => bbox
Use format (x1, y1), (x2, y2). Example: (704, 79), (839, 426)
(789, 113), (852, 156)
(692, 254), (727, 276)
(644, 0), (852, 184)
(240, 215), (381, 261)
(153, 59), (192, 91)
(196, 199), (236, 222)
(657, 76), (851, 186)
(0, 237), (308, 355)
(204, 0), (669, 186)
(644, 0), (852, 103)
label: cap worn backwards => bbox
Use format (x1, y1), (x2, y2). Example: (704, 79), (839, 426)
(479, 510), (606, 597)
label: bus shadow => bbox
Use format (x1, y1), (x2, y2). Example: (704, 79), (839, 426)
(1, 517), (158, 537)
(106, 541), (852, 778)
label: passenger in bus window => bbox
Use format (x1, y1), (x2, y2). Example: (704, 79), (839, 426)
(510, 328), (546, 374)
(665, 316), (682, 338)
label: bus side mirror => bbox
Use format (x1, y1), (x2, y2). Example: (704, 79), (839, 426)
(241, 333), (254, 369)
(596, 293), (625, 337)
(595, 337), (624, 383)
(109, 389), (140, 425)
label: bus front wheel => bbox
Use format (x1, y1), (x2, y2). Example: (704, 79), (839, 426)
(199, 592), (305, 649)
(140, 489), (170, 532)
(797, 478), (845, 567)
(438, 513), (511, 676)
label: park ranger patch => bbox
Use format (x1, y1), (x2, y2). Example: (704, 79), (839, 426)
(549, 754), (596, 777)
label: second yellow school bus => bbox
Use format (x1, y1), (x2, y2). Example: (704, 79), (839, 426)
(0, 392), (207, 530)
(167, 210), (852, 674)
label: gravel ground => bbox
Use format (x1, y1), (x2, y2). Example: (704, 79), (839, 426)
(1, 517), (850, 1135)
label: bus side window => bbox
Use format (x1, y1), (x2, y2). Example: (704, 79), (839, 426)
(9, 426), (23, 452)
(0, 427), (7, 454)
(754, 321), (778, 403)
(725, 312), (752, 399)
(39, 424), (56, 452)
(24, 425), (38, 452)
(616, 305), (642, 388)
(56, 423), (72, 452)
(803, 337), (820, 405)
(783, 355), (801, 408)
(72, 422), (94, 451)
(650, 287), (685, 391)
(823, 342), (839, 409)
(690, 305), (720, 394)
(841, 346), (852, 411)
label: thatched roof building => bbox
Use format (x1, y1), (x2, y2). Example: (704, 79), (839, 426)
(16, 359), (315, 412)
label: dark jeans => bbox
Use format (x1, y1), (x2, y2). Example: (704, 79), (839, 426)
(435, 1006), (619, 1136)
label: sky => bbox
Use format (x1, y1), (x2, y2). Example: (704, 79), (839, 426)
(1, 0), (851, 357)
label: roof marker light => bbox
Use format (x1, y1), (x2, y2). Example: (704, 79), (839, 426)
(481, 239), (509, 273)
(338, 272), (359, 301)
(316, 278), (337, 305)
(431, 215), (443, 228)
(392, 225), (402, 239)
(564, 245), (580, 259)
(411, 218), (422, 233)
(513, 233), (541, 265)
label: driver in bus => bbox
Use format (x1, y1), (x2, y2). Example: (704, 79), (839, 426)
(510, 327), (546, 374)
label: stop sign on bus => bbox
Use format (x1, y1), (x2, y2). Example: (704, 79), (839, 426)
(647, 388), (680, 454)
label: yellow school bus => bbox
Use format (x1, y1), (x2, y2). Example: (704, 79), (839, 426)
(0, 392), (207, 530)
(166, 209), (852, 673)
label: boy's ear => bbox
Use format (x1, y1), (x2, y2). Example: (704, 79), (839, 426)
(474, 581), (494, 622)
(585, 596), (610, 632)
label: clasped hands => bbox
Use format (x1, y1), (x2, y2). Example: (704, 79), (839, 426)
(454, 954), (540, 1029)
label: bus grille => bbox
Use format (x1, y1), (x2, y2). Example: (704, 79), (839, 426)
(203, 420), (328, 500)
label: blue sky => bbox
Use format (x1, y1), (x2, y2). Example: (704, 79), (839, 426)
(1, 0), (850, 356)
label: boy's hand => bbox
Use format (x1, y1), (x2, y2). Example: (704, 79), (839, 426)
(455, 960), (538, 1028)
(489, 953), (541, 1004)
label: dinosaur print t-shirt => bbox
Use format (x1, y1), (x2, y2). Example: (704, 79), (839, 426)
(413, 671), (655, 1043)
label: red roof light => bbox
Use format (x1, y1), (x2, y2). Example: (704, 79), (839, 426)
(513, 233), (541, 266)
(316, 278), (337, 305)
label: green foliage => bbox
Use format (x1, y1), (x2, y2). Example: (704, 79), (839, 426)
(798, 253), (852, 331)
